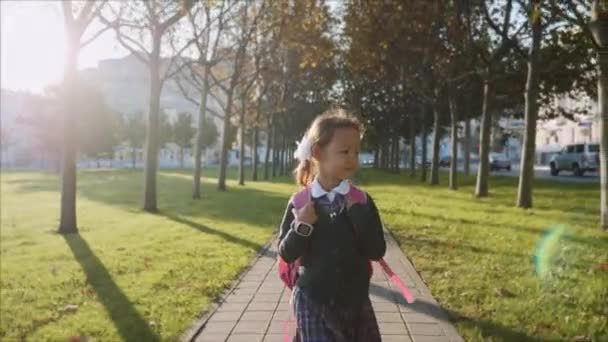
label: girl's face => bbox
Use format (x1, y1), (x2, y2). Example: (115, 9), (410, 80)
(314, 127), (361, 181)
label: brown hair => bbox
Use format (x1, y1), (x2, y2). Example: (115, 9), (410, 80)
(294, 108), (364, 187)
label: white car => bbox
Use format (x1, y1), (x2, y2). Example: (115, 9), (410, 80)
(550, 143), (599, 177)
(489, 153), (511, 171)
(359, 152), (374, 166)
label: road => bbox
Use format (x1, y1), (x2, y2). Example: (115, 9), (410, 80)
(462, 163), (599, 183)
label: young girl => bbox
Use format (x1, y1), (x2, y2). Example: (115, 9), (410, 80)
(278, 109), (386, 342)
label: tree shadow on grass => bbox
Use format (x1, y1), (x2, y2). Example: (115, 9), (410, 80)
(369, 284), (556, 342)
(158, 212), (263, 252)
(63, 233), (159, 341)
(396, 233), (531, 260)
(388, 206), (607, 252)
(8, 170), (290, 229)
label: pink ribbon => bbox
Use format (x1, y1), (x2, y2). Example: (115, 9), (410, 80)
(378, 259), (415, 304)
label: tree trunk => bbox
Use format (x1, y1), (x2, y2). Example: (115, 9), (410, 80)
(385, 139), (390, 169)
(218, 88), (238, 191)
(409, 114), (416, 177)
(430, 106), (441, 185)
(386, 137), (393, 170)
(280, 133), (286, 176)
(517, 12), (541, 209)
(381, 139), (388, 169)
(287, 146), (293, 173)
(393, 134), (400, 173)
(132, 147), (136, 169)
(238, 98), (246, 186)
(272, 124), (278, 177)
(193, 65), (210, 199)
(373, 146), (379, 169)
(252, 126), (259, 181)
(598, 50), (608, 230)
(143, 38), (162, 212)
(449, 93), (458, 190)
(464, 117), (471, 176)
(420, 117), (428, 183)
(476, 77), (492, 197)
(58, 40), (79, 234)
(179, 147), (184, 169)
(284, 137), (289, 174)
(264, 121), (272, 180)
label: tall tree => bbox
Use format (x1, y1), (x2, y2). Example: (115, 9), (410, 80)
(77, 84), (120, 166)
(120, 113), (146, 169)
(100, 0), (194, 212)
(557, 0), (608, 229)
(449, 90), (459, 190)
(59, 0), (107, 234)
(474, 0), (525, 197)
(215, 0), (268, 191)
(173, 0), (233, 199)
(430, 98), (443, 185)
(173, 112), (196, 169)
(409, 113), (417, 177)
(517, 1), (543, 208)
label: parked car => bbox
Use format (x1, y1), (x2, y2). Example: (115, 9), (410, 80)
(439, 155), (451, 167)
(415, 156), (432, 168)
(550, 143), (599, 177)
(359, 152), (375, 166)
(489, 153), (511, 171)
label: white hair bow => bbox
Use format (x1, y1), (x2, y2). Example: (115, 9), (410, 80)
(294, 136), (313, 161)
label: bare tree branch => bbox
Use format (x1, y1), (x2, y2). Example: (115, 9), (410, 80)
(175, 74), (201, 106)
(209, 70), (231, 94)
(159, 1), (193, 34)
(81, 24), (112, 48)
(113, 30), (151, 64)
(175, 73), (224, 120)
(163, 36), (199, 82)
(76, 0), (100, 29)
(143, 1), (157, 26)
(208, 87), (228, 112)
(62, 1), (75, 26)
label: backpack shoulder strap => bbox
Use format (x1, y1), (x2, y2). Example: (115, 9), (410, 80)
(347, 183), (368, 205)
(291, 186), (311, 210)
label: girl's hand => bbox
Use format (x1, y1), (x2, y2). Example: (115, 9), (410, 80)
(292, 202), (318, 225)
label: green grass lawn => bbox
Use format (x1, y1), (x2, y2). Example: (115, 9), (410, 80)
(1, 167), (606, 341)
(357, 170), (608, 342)
(0, 168), (297, 341)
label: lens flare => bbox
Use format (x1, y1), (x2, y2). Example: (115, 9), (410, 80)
(534, 226), (566, 279)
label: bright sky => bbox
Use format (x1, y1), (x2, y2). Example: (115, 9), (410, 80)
(0, 0), (125, 93)
(0, 1), (342, 94)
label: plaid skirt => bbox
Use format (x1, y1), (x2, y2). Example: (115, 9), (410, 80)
(291, 287), (381, 342)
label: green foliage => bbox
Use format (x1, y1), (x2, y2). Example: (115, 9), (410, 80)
(199, 116), (219, 149)
(172, 112), (196, 149)
(120, 112), (145, 149)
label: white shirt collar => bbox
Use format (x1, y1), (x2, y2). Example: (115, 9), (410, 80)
(311, 177), (350, 203)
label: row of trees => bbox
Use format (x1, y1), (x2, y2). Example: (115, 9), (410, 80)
(18, 84), (218, 170)
(339, 0), (606, 229)
(56, 0), (336, 232)
(55, 0), (606, 233)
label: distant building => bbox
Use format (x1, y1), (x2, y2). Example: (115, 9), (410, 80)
(535, 98), (599, 164)
(2, 54), (272, 170)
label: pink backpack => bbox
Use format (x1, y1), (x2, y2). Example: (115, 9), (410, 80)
(277, 184), (414, 303)
(278, 185), (369, 289)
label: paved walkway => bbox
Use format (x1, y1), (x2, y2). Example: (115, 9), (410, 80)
(182, 231), (463, 342)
